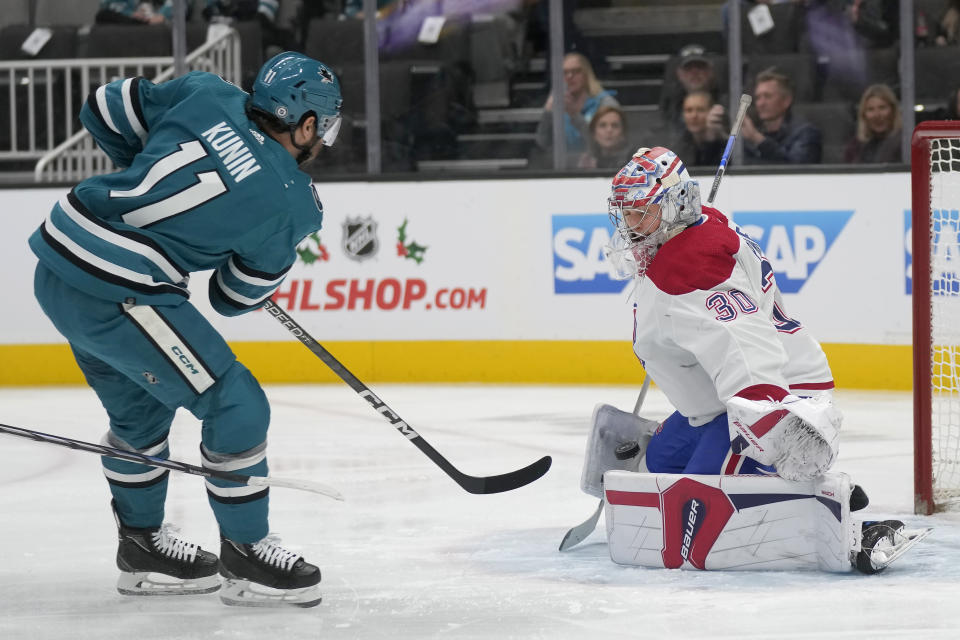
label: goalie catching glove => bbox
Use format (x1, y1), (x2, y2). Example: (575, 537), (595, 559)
(726, 394), (841, 481)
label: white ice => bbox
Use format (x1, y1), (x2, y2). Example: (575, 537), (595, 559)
(1, 384), (958, 639)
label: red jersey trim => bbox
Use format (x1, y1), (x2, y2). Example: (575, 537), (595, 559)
(646, 207), (740, 295)
(736, 384), (791, 402)
(789, 381), (835, 391)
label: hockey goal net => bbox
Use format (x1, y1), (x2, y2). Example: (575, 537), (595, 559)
(913, 121), (960, 515)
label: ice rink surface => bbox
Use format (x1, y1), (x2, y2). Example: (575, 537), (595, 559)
(1, 384), (958, 640)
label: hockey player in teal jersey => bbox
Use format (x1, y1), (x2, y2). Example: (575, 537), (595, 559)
(28, 52), (342, 607)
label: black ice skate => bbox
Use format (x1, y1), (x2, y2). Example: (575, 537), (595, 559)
(113, 502), (220, 596)
(218, 534), (321, 607)
(853, 519), (933, 574)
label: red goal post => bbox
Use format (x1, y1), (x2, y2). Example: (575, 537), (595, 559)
(913, 120), (960, 515)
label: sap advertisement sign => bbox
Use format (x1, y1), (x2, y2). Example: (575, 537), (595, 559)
(552, 211), (853, 295)
(732, 211), (853, 293)
(903, 207), (960, 295)
(552, 214), (629, 294)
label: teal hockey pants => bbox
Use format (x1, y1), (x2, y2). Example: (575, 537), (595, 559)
(34, 263), (271, 543)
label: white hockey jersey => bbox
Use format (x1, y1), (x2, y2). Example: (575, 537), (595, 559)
(632, 206), (833, 424)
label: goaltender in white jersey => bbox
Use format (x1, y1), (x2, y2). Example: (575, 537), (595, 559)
(564, 146), (929, 574)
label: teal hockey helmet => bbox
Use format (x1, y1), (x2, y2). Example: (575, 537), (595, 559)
(250, 52), (343, 146)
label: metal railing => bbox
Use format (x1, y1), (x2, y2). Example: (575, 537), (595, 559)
(22, 27), (241, 184)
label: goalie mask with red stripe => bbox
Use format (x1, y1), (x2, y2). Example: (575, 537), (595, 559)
(605, 146), (702, 278)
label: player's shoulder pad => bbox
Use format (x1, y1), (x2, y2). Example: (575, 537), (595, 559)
(646, 206), (740, 295)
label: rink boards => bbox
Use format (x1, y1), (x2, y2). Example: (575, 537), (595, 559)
(0, 171), (926, 389)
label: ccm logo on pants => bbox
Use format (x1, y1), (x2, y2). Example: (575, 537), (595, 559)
(123, 303), (216, 394)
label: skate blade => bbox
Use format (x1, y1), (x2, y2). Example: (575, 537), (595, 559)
(117, 571), (220, 596)
(219, 578), (321, 608)
(870, 527), (933, 571)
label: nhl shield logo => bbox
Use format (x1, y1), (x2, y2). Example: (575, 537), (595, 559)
(342, 216), (379, 261)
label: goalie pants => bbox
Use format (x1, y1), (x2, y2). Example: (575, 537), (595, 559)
(34, 264), (270, 543)
(646, 410), (776, 476)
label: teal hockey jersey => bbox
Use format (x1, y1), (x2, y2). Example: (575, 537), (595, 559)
(29, 71), (323, 315)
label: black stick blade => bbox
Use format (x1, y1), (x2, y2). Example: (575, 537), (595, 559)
(454, 455), (552, 494)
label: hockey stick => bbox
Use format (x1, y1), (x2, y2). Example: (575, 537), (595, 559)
(631, 375), (651, 416)
(559, 376), (653, 551)
(0, 422), (343, 501)
(558, 497), (604, 552)
(706, 93), (752, 205)
(262, 300), (552, 494)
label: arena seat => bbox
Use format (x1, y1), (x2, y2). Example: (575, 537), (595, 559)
(915, 46), (960, 103)
(0, 0), (30, 32)
(34, 0), (100, 27)
(381, 16), (471, 64)
(740, 1), (803, 54)
(819, 47), (898, 102)
(0, 24), (78, 60)
(304, 18), (365, 67)
(792, 101), (855, 164)
(81, 24), (173, 58)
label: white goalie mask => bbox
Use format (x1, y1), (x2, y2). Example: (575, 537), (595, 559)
(605, 146), (702, 279)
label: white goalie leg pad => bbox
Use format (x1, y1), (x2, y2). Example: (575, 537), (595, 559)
(726, 394), (842, 481)
(580, 403), (660, 498)
(602, 470), (858, 572)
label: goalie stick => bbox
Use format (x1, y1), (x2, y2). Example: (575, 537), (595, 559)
(0, 421), (343, 500)
(559, 376), (651, 551)
(706, 93), (752, 205)
(263, 300), (552, 494)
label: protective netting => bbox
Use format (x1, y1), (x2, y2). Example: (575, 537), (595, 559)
(929, 137), (960, 508)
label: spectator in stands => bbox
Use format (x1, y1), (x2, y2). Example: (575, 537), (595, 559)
(844, 83), (901, 164)
(97, 0), (173, 24)
(659, 44), (727, 135)
(669, 90), (726, 168)
(532, 52), (618, 167)
(849, 0), (899, 49)
(933, 0), (960, 46)
(578, 105), (630, 170)
(742, 68), (822, 164)
(804, 0), (897, 50)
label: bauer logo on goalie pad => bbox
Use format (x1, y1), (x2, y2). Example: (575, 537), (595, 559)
(732, 211), (852, 294)
(605, 477), (735, 569)
(680, 498), (703, 562)
(552, 214), (632, 294)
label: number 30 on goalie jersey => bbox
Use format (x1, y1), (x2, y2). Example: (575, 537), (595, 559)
(732, 224), (803, 333)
